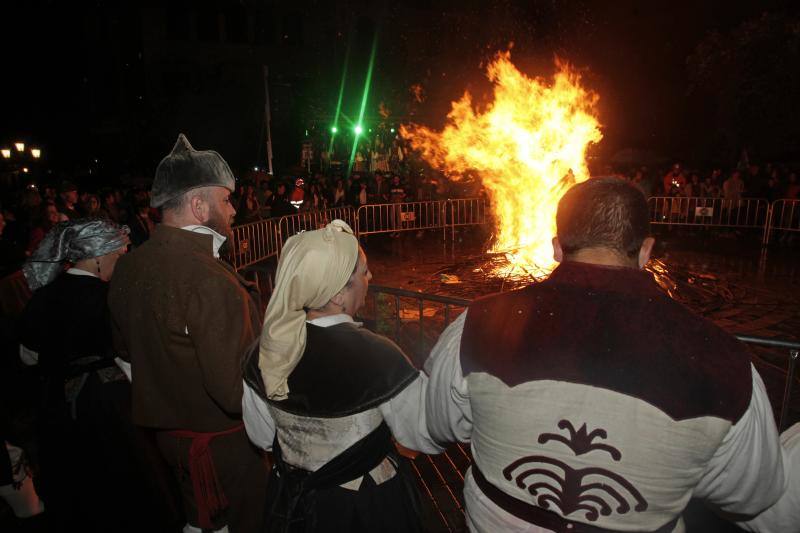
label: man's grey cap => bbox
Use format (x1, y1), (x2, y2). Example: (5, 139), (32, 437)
(150, 133), (236, 208)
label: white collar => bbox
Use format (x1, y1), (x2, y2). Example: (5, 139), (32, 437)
(306, 314), (362, 328)
(66, 267), (99, 278)
(181, 225), (227, 258)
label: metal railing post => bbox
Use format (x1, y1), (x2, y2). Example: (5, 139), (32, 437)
(763, 203), (773, 245)
(449, 199), (455, 244)
(394, 295), (401, 341)
(780, 349), (799, 431)
(418, 298), (425, 355)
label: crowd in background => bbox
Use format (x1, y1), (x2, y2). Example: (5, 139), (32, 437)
(1, 155), (800, 278)
(0, 166), (463, 279)
(613, 161), (799, 203)
(231, 169), (454, 224)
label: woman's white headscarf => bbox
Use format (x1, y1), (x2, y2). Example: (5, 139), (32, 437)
(259, 219), (359, 400)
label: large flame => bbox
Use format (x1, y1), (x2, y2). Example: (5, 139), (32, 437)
(402, 51), (602, 276)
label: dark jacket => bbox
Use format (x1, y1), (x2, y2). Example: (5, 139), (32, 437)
(19, 272), (113, 373)
(108, 224), (261, 432)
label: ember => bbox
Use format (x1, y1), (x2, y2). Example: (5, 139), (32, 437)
(402, 51), (602, 276)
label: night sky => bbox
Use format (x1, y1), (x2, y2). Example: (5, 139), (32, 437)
(1, 1), (798, 178)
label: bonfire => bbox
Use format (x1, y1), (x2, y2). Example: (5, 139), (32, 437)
(402, 51), (602, 277)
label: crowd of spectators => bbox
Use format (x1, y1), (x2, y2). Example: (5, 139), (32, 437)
(232, 170), (448, 224)
(0, 181), (155, 279)
(2, 157), (799, 277)
(0, 167), (457, 278)
(613, 161), (799, 203)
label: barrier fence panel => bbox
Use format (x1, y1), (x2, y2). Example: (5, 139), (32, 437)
(648, 196), (769, 229)
(764, 199), (800, 244)
(325, 205), (358, 230)
(231, 196), (794, 270)
(447, 197), (488, 227)
(277, 207), (356, 253)
(356, 201), (447, 237)
(447, 197), (488, 241)
(229, 217), (280, 270)
(231, 200), (488, 268)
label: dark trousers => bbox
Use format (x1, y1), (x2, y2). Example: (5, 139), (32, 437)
(37, 377), (184, 533)
(306, 471), (423, 533)
(157, 427), (269, 533)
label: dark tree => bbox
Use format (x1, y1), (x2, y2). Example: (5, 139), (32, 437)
(686, 11), (800, 163)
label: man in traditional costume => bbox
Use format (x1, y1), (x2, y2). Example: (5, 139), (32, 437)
(109, 134), (267, 533)
(425, 177), (787, 532)
(242, 220), (443, 532)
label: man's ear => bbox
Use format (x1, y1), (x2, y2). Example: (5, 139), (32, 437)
(552, 236), (564, 263)
(638, 237), (655, 269)
(189, 193), (208, 224)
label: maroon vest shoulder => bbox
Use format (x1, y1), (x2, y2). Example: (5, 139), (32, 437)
(460, 265), (752, 423)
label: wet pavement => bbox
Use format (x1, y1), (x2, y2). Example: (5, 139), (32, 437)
(359, 225), (799, 532)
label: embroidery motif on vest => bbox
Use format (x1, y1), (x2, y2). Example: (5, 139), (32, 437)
(502, 420), (647, 522)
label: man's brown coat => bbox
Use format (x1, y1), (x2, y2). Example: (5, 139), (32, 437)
(109, 224), (261, 432)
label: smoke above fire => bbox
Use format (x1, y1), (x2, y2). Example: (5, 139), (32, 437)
(401, 51), (602, 276)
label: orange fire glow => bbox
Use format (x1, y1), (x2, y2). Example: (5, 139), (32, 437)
(402, 51), (602, 276)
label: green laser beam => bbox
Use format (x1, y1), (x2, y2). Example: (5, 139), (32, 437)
(348, 34), (378, 176)
(329, 43), (351, 153)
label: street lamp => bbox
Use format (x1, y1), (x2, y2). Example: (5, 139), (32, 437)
(30, 148), (41, 159)
(1, 149), (10, 159)
(14, 142), (25, 152)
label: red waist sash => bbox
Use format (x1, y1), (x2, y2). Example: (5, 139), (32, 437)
(167, 422), (244, 529)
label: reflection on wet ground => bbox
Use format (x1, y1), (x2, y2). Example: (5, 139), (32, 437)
(366, 227), (799, 341)
(363, 227), (799, 533)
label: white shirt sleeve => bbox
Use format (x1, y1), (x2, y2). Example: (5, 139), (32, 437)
(693, 365), (785, 517)
(114, 357), (132, 382)
(423, 311), (473, 444)
(19, 344), (39, 366)
(738, 422), (800, 532)
(242, 379), (276, 451)
(379, 372), (444, 455)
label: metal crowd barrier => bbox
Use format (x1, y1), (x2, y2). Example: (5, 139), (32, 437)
(363, 284), (800, 432)
(229, 217), (280, 270)
(355, 201), (449, 239)
(230, 199), (488, 264)
(229, 195), (795, 270)
(648, 196), (769, 230)
(362, 284), (470, 365)
(276, 206), (357, 253)
(764, 199), (800, 244)
(447, 197), (488, 242)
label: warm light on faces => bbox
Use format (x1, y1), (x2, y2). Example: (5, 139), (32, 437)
(339, 249), (372, 317)
(206, 188), (236, 237)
